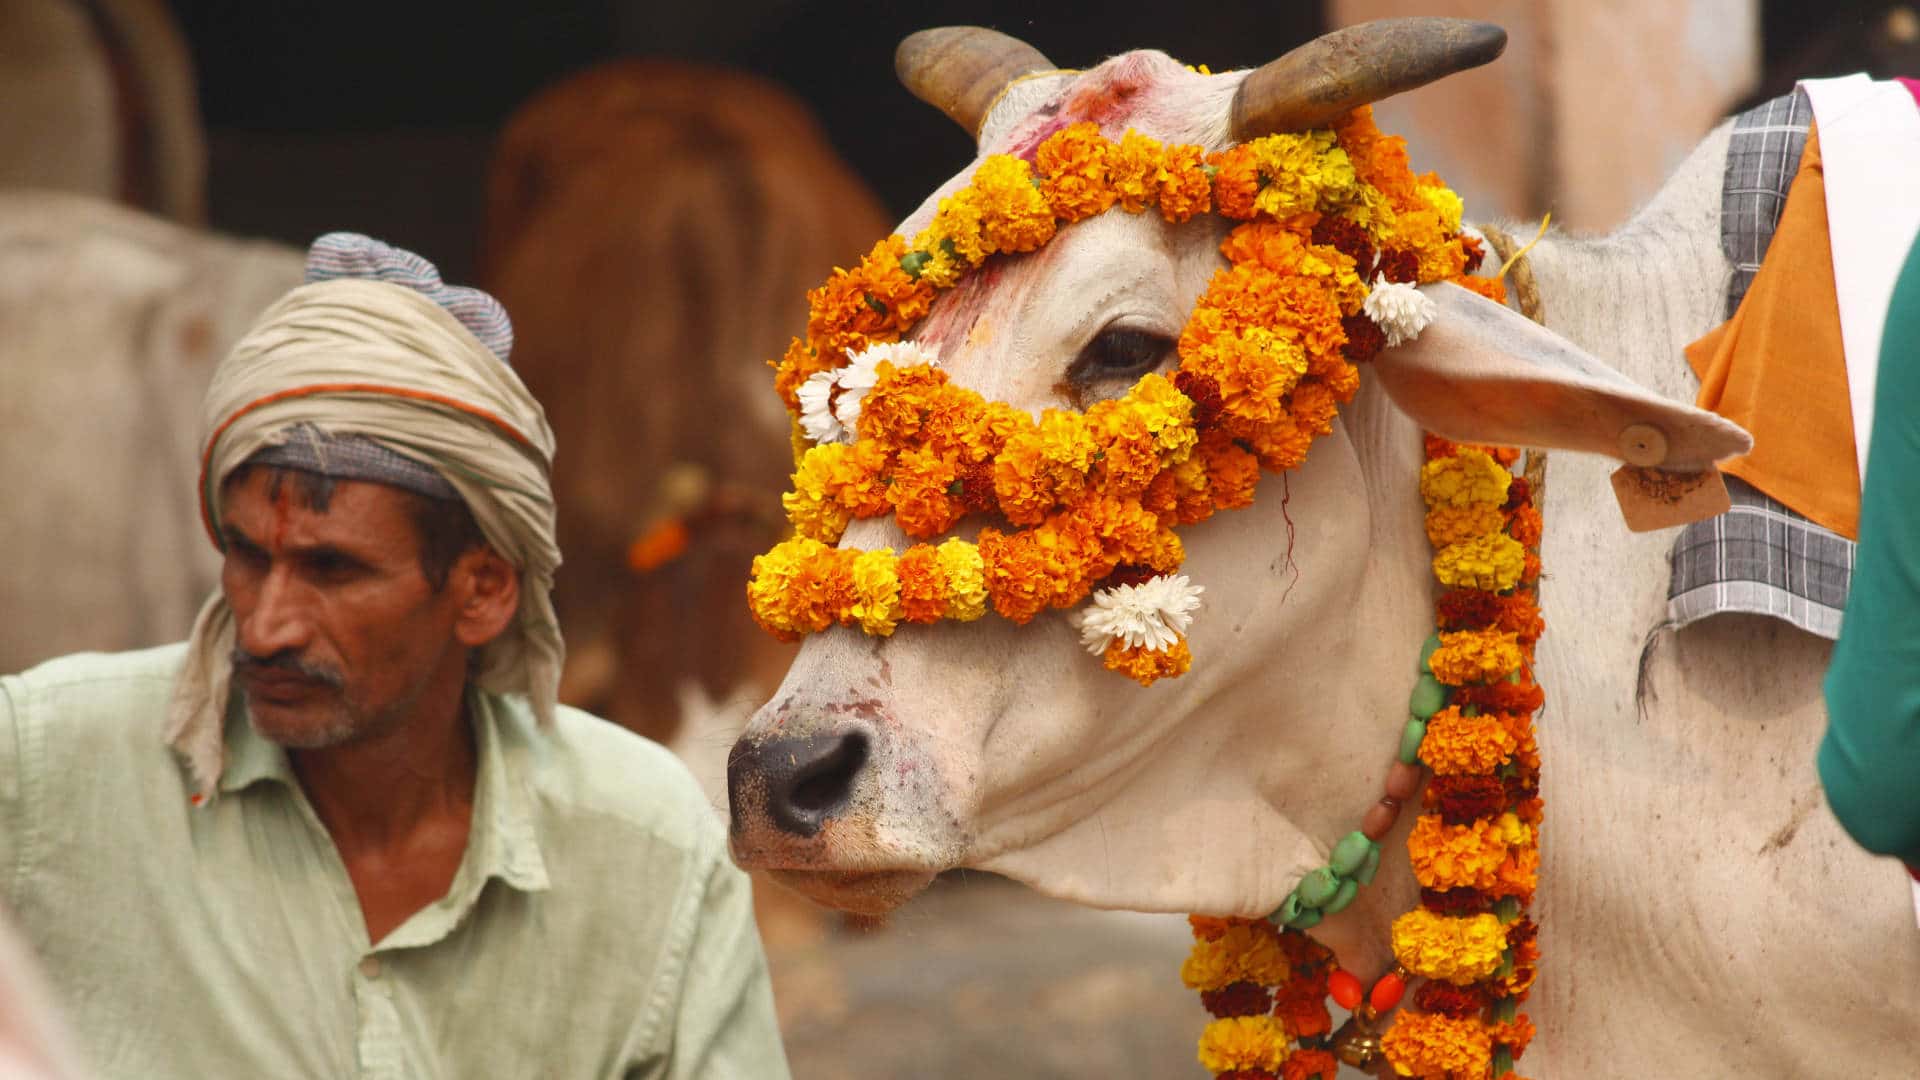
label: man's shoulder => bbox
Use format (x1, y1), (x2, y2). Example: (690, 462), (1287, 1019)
(3, 643), (187, 721)
(491, 695), (725, 856)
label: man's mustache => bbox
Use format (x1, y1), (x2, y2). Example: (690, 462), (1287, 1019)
(230, 648), (345, 689)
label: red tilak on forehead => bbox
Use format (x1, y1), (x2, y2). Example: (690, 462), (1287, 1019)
(913, 262), (1005, 357)
(1004, 58), (1166, 160)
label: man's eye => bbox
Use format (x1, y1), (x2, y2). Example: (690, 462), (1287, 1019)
(305, 552), (359, 579)
(1071, 326), (1175, 383)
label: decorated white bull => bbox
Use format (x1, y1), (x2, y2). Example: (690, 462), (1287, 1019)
(725, 18), (1917, 1078)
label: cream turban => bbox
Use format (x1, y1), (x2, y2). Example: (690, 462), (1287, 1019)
(167, 234), (561, 794)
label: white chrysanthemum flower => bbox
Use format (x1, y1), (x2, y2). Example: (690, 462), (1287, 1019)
(1076, 573), (1204, 654)
(833, 340), (938, 434)
(797, 369), (848, 444)
(1364, 278), (1437, 348)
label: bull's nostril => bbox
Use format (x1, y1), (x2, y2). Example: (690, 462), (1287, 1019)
(788, 732), (868, 815)
(728, 730), (869, 837)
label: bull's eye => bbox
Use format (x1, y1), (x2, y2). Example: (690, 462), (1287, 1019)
(1068, 325), (1175, 387)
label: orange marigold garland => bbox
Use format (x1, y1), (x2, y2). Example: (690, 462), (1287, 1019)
(1378, 437), (1545, 1080)
(752, 108), (1492, 685)
(1183, 917), (1338, 1079)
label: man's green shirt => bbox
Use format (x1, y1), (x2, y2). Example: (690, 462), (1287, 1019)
(0, 644), (789, 1078)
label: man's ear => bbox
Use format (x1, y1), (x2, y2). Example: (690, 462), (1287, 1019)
(1371, 282), (1752, 470)
(451, 546), (520, 649)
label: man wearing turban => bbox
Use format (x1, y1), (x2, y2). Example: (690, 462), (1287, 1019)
(0, 235), (790, 1077)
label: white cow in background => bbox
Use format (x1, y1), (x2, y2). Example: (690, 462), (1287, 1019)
(0, 192), (301, 673)
(726, 20), (1917, 1078)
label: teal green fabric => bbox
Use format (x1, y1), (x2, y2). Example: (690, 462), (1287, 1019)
(1, 645), (789, 1079)
(1821, 234), (1920, 866)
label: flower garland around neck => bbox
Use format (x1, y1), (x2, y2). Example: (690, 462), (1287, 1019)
(1179, 437), (1545, 1080)
(748, 108), (1508, 684)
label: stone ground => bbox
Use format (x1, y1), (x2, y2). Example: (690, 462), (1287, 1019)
(758, 872), (1217, 1079)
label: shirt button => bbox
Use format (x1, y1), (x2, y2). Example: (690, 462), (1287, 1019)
(358, 956), (382, 979)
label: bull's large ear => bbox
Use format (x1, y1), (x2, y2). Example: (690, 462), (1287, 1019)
(1371, 282), (1752, 471)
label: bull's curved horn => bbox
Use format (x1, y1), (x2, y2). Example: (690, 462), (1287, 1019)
(1231, 18), (1507, 139)
(896, 26), (1056, 140)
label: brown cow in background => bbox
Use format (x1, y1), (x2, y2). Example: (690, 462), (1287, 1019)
(483, 60), (892, 760)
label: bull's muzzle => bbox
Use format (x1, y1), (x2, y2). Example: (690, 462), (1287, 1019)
(726, 729), (870, 837)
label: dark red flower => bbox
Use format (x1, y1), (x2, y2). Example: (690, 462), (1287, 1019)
(954, 459), (999, 514)
(1450, 682), (1545, 715)
(1420, 886), (1493, 915)
(1427, 774), (1509, 824)
(1201, 980), (1274, 1018)
(1311, 217), (1377, 278)
(1504, 477), (1532, 511)
(1376, 249), (1419, 284)
(1460, 234), (1488, 275)
(1340, 314), (1386, 363)
(1507, 917), (1539, 949)
(1503, 774), (1540, 804)
(1414, 980), (1487, 1018)
(1104, 563), (1160, 589)
(1282, 1048), (1341, 1080)
(1173, 370), (1226, 429)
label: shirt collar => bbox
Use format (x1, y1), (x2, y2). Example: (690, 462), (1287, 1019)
(215, 689), (552, 906)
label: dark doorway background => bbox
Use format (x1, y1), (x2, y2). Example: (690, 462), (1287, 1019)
(168, 1), (1913, 281)
(168, 2), (1323, 281)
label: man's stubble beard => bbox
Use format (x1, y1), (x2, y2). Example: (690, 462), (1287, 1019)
(244, 670), (432, 751)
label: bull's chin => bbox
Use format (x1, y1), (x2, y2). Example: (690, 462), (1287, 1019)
(766, 867), (939, 915)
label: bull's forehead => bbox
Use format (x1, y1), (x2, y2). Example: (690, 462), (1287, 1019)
(899, 50), (1237, 238)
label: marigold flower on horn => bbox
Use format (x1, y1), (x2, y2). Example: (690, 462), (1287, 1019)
(1391, 908), (1509, 985)
(1196, 1015), (1289, 1075)
(1427, 629), (1524, 686)
(1380, 1010), (1494, 1080)
(1246, 130), (1359, 218)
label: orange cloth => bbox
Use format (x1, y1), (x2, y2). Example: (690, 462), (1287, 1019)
(1687, 126), (1862, 538)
